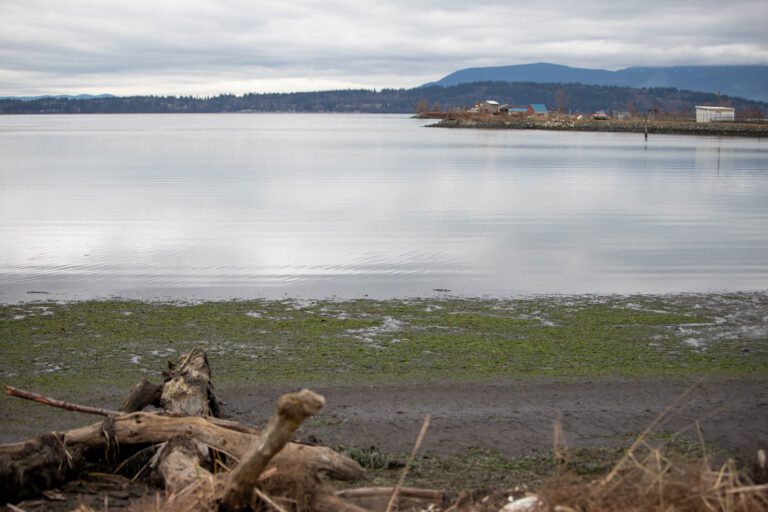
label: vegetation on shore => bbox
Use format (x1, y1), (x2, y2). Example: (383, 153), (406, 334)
(433, 114), (768, 137)
(1, 81), (766, 115)
(341, 431), (722, 492)
(2, 293), (766, 397)
(2, 293), (766, 509)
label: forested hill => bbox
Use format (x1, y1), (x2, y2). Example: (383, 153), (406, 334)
(2, 81), (766, 115)
(425, 63), (768, 102)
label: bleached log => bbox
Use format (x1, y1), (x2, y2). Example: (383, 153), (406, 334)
(154, 434), (214, 494)
(161, 350), (220, 417)
(220, 389), (325, 511)
(337, 486), (444, 501)
(1, 353), (365, 509)
(0, 412), (363, 482)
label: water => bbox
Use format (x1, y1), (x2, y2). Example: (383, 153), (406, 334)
(1, 113), (767, 301)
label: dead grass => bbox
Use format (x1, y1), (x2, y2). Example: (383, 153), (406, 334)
(22, 438), (768, 512)
(534, 448), (768, 512)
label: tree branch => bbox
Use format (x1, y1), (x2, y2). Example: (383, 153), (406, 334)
(3, 384), (120, 417)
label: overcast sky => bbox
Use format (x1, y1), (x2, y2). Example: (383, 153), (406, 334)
(2, 0), (767, 96)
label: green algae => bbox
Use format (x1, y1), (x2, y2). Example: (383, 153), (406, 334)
(1, 293), (766, 400)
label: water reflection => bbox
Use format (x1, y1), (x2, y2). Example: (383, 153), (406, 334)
(1, 114), (767, 301)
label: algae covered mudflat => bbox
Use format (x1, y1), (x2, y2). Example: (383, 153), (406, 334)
(1, 293), (766, 396)
(1, 293), (767, 492)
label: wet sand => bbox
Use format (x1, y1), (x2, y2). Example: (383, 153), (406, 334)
(223, 377), (768, 459)
(2, 377), (766, 461)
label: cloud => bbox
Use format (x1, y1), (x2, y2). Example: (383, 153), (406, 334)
(1, 0), (766, 95)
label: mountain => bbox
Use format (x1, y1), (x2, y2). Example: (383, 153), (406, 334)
(0, 94), (115, 102)
(424, 63), (768, 102)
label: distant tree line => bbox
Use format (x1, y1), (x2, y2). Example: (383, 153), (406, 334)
(1, 82), (765, 115)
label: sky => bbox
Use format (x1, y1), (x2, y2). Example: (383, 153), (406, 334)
(1, 0), (767, 96)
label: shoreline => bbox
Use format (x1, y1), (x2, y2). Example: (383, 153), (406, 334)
(430, 115), (768, 137)
(5, 375), (766, 492)
(2, 292), (766, 489)
(226, 376), (768, 458)
(3, 376), (767, 456)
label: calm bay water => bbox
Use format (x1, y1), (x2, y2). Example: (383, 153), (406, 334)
(1, 113), (767, 301)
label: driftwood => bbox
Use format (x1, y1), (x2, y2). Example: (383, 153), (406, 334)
(0, 408), (364, 481)
(386, 415), (431, 512)
(0, 350), (367, 511)
(0, 432), (86, 503)
(337, 487), (445, 501)
(160, 349), (220, 417)
(153, 434), (214, 494)
(221, 389), (325, 510)
(120, 378), (163, 413)
(4, 384), (119, 417)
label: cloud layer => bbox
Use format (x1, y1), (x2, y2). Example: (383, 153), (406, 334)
(2, 0), (767, 95)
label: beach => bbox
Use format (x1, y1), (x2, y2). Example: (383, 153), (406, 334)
(2, 293), (766, 489)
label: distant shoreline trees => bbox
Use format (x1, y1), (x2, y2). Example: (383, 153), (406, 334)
(1, 82), (765, 115)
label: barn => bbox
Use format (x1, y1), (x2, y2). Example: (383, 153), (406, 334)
(696, 106), (735, 123)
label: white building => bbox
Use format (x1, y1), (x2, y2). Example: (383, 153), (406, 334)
(479, 100), (500, 114)
(696, 106), (735, 123)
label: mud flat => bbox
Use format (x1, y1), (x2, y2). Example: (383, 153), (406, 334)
(225, 376), (768, 458)
(432, 115), (768, 137)
(1, 293), (767, 488)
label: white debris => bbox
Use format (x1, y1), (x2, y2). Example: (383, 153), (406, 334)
(500, 495), (541, 512)
(683, 338), (703, 348)
(347, 316), (405, 343)
(289, 299), (316, 310)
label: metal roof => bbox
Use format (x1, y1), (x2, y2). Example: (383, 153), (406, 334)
(695, 106), (734, 112)
(530, 104), (548, 113)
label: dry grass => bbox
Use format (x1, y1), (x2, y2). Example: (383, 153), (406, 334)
(533, 445), (768, 512)
(40, 441), (768, 512)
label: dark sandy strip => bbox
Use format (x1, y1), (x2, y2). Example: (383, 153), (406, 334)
(2, 377), (766, 460)
(224, 377), (768, 459)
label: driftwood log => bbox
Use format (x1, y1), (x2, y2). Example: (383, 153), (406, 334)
(160, 348), (220, 417)
(0, 350), (366, 511)
(0, 410), (362, 480)
(220, 388), (326, 510)
(153, 433), (215, 494)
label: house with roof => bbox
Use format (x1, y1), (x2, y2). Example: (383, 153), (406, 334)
(478, 100), (500, 114)
(502, 104), (548, 116)
(695, 106), (734, 122)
